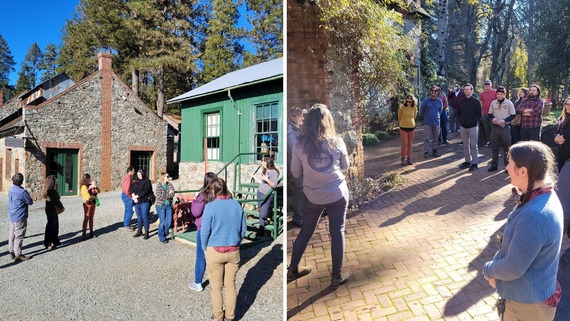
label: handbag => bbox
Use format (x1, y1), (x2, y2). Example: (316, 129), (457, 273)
(55, 205), (65, 214)
(511, 114), (522, 126)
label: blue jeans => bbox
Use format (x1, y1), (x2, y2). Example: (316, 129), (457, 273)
(195, 229), (206, 283)
(156, 204), (172, 242)
(257, 190), (274, 228)
(289, 195), (348, 276)
(121, 193), (133, 227)
(134, 201), (150, 231)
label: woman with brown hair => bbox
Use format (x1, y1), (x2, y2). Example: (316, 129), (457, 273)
(201, 178), (246, 321)
(398, 94), (418, 165)
(288, 103), (350, 289)
(42, 175), (64, 249)
(483, 141), (563, 320)
(80, 173), (98, 240)
(252, 156), (280, 237)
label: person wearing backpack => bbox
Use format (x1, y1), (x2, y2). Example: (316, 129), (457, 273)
(131, 169), (153, 239)
(155, 172), (175, 243)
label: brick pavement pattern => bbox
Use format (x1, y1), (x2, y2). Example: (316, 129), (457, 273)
(287, 130), (519, 321)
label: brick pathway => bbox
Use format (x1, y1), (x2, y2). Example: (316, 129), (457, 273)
(287, 129), (522, 321)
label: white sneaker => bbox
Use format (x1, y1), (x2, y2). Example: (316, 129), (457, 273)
(188, 282), (203, 292)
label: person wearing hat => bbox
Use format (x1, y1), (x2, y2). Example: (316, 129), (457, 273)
(479, 80), (496, 147)
(487, 86), (516, 172)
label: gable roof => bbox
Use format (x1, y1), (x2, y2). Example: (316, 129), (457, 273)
(167, 57), (283, 104)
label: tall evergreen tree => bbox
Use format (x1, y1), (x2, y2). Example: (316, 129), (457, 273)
(0, 34), (16, 89)
(243, 0), (283, 66)
(200, 0), (244, 84)
(15, 43), (43, 93)
(40, 43), (59, 82)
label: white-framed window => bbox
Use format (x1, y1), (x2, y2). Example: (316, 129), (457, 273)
(205, 112), (220, 160)
(255, 102), (279, 161)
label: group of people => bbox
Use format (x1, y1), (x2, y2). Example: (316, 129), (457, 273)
(7, 172), (101, 262)
(395, 81), (570, 319)
(8, 168), (246, 321)
(400, 81), (570, 175)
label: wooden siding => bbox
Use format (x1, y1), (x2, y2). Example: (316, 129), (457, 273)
(180, 79), (283, 164)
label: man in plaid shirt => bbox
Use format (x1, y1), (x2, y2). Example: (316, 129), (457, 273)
(517, 84), (544, 141)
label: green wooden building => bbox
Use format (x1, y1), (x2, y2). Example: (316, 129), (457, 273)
(167, 58), (284, 192)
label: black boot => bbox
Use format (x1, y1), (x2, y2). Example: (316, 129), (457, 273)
(133, 229), (142, 238)
(143, 230), (150, 240)
(257, 226), (265, 238)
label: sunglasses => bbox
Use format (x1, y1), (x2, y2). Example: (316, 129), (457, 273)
(431, 90), (438, 92)
(406, 100), (413, 103)
(485, 83), (491, 85)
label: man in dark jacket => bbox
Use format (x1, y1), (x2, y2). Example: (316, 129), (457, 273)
(457, 83), (482, 171)
(447, 83), (465, 133)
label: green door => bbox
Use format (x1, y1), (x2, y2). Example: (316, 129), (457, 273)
(46, 149), (79, 196)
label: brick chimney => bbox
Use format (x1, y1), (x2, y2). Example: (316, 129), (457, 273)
(98, 51), (113, 191)
(97, 52), (113, 70)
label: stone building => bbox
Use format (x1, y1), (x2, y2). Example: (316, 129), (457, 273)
(0, 52), (167, 199)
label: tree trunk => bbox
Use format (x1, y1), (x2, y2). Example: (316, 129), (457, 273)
(436, 0), (449, 85)
(131, 69), (139, 96)
(156, 68), (164, 118)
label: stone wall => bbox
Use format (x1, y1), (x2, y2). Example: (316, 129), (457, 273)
(178, 161), (284, 195)
(20, 71), (167, 199)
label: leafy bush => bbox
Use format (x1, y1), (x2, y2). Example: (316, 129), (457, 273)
(363, 133), (380, 146)
(374, 130), (392, 142)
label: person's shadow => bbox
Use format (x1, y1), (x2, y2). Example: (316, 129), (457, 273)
(234, 244), (282, 320)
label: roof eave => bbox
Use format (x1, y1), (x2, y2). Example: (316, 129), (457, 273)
(167, 75), (283, 105)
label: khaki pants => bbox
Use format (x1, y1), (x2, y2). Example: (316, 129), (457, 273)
(503, 300), (556, 321)
(206, 247), (240, 321)
(8, 220), (27, 257)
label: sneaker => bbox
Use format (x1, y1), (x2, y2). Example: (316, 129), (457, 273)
(424, 151), (430, 158)
(443, 140), (450, 145)
(469, 164), (478, 171)
(287, 265), (313, 282)
(459, 162), (470, 170)
(331, 272), (350, 289)
(188, 282), (204, 292)
(432, 150), (440, 157)
(122, 226), (135, 231)
(14, 255), (31, 262)
(8, 251), (15, 259)
(407, 160), (414, 165)
(401, 158), (406, 166)
(484, 142), (491, 147)
(488, 166), (498, 172)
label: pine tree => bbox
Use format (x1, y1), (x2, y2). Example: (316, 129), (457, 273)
(244, 0), (283, 66)
(40, 43), (59, 82)
(201, 0), (244, 84)
(15, 43), (43, 93)
(0, 34), (16, 89)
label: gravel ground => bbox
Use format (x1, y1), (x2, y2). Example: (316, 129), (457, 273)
(0, 189), (284, 320)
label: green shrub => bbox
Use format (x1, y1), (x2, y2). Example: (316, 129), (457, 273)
(363, 133), (380, 146)
(374, 131), (391, 142)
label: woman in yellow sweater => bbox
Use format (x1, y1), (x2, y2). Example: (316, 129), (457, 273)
(398, 94), (418, 165)
(80, 174), (99, 240)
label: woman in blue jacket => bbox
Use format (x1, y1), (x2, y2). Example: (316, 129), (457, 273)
(483, 141), (563, 320)
(201, 178), (246, 321)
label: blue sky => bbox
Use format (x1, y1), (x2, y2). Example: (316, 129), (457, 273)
(1, 1), (253, 87)
(0, 1), (78, 85)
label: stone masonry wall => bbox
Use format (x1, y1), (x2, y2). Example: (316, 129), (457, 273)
(178, 162), (284, 195)
(22, 71), (167, 199)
